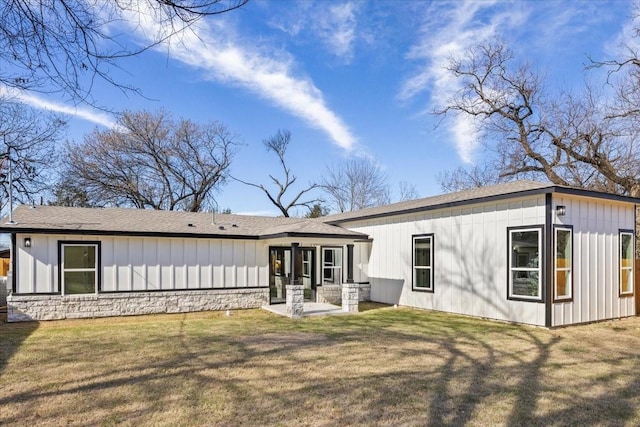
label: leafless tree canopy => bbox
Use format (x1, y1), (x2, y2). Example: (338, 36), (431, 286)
(0, 98), (64, 210)
(61, 110), (237, 211)
(436, 39), (640, 196)
(398, 181), (420, 202)
(234, 129), (319, 217)
(436, 162), (506, 193)
(322, 158), (390, 212)
(0, 0), (248, 104)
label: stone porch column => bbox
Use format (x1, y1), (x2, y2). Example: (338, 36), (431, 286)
(342, 282), (359, 313)
(286, 243), (303, 318)
(286, 283), (304, 318)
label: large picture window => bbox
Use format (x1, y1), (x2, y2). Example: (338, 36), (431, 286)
(620, 230), (634, 297)
(60, 242), (100, 295)
(413, 234), (434, 292)
(508, 227), (542, 301)
(554, 226), (573, 301)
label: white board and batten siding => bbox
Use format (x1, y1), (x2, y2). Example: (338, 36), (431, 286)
(14, 233), (269, 294)
(345, 193), (638, 327)
(345, 195), (549, 326)
(551, 195), (635, 327)
(353, 241), (370, 284)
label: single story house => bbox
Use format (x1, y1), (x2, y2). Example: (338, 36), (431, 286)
(2, 180), (638, 327)
(324, 180), (639, 327)
(3, 207), (370, 321)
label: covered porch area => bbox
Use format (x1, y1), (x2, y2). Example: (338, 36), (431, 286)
(263, 233), (370, 318)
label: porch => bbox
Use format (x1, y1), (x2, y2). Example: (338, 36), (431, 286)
(262, 302), (346, 317)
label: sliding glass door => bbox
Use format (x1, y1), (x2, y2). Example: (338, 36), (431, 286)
(269, 247), (315, 304)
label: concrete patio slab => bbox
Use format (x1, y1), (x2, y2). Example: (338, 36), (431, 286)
(262, 302), (346, 317)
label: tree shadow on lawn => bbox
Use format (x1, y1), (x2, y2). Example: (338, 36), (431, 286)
(2, 310), (640, 426)
(0, 312), (39, 374)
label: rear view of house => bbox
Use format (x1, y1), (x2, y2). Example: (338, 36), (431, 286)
(3, 180), (638, 327)
(326, 181), (639, 327)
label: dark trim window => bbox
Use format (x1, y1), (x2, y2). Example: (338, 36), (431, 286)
(412, 234), (434, 292)
(322, 247), (342, 284)
(508, 226), (543, 301)
(59, 241), (101, 295)
(554, 225), (573, 302)
(302, 250), (311, 278)
(620, 230), (634, 297)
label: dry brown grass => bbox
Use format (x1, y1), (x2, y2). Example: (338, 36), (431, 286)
(2, 306), (640, 426)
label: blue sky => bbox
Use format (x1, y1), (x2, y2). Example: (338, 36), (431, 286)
(5, 0), (637, 216)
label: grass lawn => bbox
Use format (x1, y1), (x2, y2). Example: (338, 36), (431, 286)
(2, 304), (640, 426)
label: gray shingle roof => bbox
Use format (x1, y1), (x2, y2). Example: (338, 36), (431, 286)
(0, 205), (367, 240)
(321, 180), (640, 224)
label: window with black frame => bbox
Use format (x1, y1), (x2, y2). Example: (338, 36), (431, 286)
(620, 230), (634, 296)
(60, 243), (99, 295)
(508, 227), (542, 300)
(413, 234), (433, 292)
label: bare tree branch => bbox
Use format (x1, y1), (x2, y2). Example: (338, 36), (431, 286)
(233, 129), (319, 217)
(0, 97), (65, 211)
(321, 158), (390, 212)
(0, 0), (248, 106)
(58, 110), (237, 211)
(398, 181), (420, 201)
(436, 39), (640, 197)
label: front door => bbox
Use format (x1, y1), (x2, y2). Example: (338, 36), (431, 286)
(269, 247), (315, 304)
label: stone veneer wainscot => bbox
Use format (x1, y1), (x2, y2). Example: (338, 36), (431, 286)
(316, 283), (371, 305)
(7, 288), (269, 322)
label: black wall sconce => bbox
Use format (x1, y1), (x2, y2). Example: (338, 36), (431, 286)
(556, 205), (566, 216)
(24, 237), (31, 248)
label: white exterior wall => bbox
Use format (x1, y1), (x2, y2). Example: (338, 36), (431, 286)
(353, 242), (370, 284)
(342, 194), (637, 327)
(343, 195), (548, 326)
(13, 234), (269, 294)
(551, 195), (635, 326)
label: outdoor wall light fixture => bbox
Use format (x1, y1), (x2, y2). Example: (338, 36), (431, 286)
(24, 237), (31, 248)
(556, 205), (566, 216)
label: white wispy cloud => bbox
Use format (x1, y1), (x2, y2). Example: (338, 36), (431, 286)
(0, 86), (118, 129)
(399, 0), (527, 163)
(317, 2), (359, 62)
(268, 1), (360, 63)
(400, 1), (630, 164)
(610, 3), (640, 57)
(126, 4), (357, 152)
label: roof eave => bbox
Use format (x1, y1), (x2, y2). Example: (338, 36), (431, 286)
(0, 227), (262, 240)
(325, 186), (640, 225)
(259, 231), (370, 241)
(0, 227), (371, 242)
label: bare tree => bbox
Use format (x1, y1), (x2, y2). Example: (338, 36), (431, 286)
(322, 158), (390, 212)
(1, 0), (248, 104)
(436, 40), (640, 196)
(234, 129), (319, 217)
(436, 162), (506, 193)
(51, 179), (92, 208)
(398, 181), (420, 201)
(0, 98), (65, 211)
(60, 110), (237, 211)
